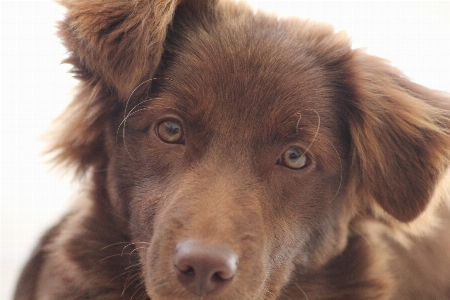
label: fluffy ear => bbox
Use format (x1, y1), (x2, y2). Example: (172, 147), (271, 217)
(346, 50), (450, 222)
(50, 0), (214, 173)
(57, 0), (180, 99)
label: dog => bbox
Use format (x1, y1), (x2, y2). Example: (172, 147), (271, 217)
(14, 0), (450, 299)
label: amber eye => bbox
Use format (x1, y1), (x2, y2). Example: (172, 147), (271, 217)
(278, 147), (310, 170)
(156, 120), (184, 144)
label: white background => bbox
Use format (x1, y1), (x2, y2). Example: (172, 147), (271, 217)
(1, 1), (449, 299)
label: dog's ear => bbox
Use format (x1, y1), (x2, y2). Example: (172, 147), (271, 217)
(57, 0), (182, 99)
(346, 50), (450, 222)
(51, 0), (215, 173)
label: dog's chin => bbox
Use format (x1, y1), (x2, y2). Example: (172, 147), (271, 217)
(144, 272), (270, 300)
(145, 279), (279, 300)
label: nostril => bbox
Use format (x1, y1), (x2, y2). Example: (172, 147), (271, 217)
(179, 265), (195, 277)
(212, 270), (232, 283)
(173, 239), (238, 296)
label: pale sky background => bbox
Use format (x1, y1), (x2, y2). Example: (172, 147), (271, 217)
(1, 1), (449, 299)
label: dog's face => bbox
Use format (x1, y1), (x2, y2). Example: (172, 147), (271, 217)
(51, 0), (450, 299)
(110, 13), (352, 298)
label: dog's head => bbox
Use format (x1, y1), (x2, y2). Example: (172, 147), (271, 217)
(53, 0), (450, 299)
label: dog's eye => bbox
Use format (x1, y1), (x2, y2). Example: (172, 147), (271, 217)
(278, 147), (310, 170)
(156, 120), (184, 144)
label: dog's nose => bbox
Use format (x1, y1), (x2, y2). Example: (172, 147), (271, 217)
(173, 239), (238, 296)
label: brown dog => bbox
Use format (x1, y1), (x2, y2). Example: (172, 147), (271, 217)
(14, 0), (450, 299)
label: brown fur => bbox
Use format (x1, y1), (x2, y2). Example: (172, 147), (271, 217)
(14, 1), (450, 299)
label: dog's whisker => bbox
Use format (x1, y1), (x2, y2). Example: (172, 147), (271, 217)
(126, 249), (144, 265)
(100, 241), (134, 250)
(152, 281), (169, 290)
(130, 245), (150, 250)
(99, 253), (129, 262)
(120, 78), (156, 161)
(120, 102), (153, 162)
(125, 263), (142, 271)
(128, 247), (146, 261)
(280, 283), (308, 300)
(105, 209), (136, 227)
(125, 264), (142, 284)
(137, 291), (150, 300)
(101, 250), (145, 266)
(121, 76), (173, 123)
(122, 273), (135, 295)
(149, 281), (172, 298)
(123, 79), (155, 120)
(295, 112), (303, 135)
(119, 96), (176, 162)
(123, 272), (143, 296)
(100, 242), (148, 263)
(262, 289), (277, 300)
(136, 289), (150, 300)
(293, 282), (310, 300)
(319, 133), (344, 205)
(101, 241), (150, 251)
(129, 282), (147, 300)
(118, 101), (152, 132)
(301, 109), (321, 157)
(106, 269), (134, 285)
(279, 285), (295, 300)
(120, 243), (136, 256)
(293, 109), (321, 166)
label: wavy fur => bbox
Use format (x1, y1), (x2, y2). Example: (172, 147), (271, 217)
(15, 1), (450, 299)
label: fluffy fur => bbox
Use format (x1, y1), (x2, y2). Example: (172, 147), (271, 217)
(15, 1), (450, 299)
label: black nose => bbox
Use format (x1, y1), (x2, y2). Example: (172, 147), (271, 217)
(173, 240), (238, 296)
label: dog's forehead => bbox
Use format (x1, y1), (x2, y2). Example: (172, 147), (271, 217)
(159, 15), (347, 144)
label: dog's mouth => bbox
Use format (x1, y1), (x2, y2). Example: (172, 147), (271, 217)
(143, 243), (265, 300)
(143, 227), (271, 299)
(140, 202), (272, 299)
(140, 216), (310, 300)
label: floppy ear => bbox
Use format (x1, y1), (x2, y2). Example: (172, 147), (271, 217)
(57, 0), (181, 99)
(50, 0), (214, 173)
(346, 50), (450, 222)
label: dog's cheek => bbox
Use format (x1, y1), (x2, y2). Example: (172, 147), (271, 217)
(104, 130), (143, 229)
(265, 169), (351, 271)
(116, 179), (175, 299)
(104, 124), (180, 229)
